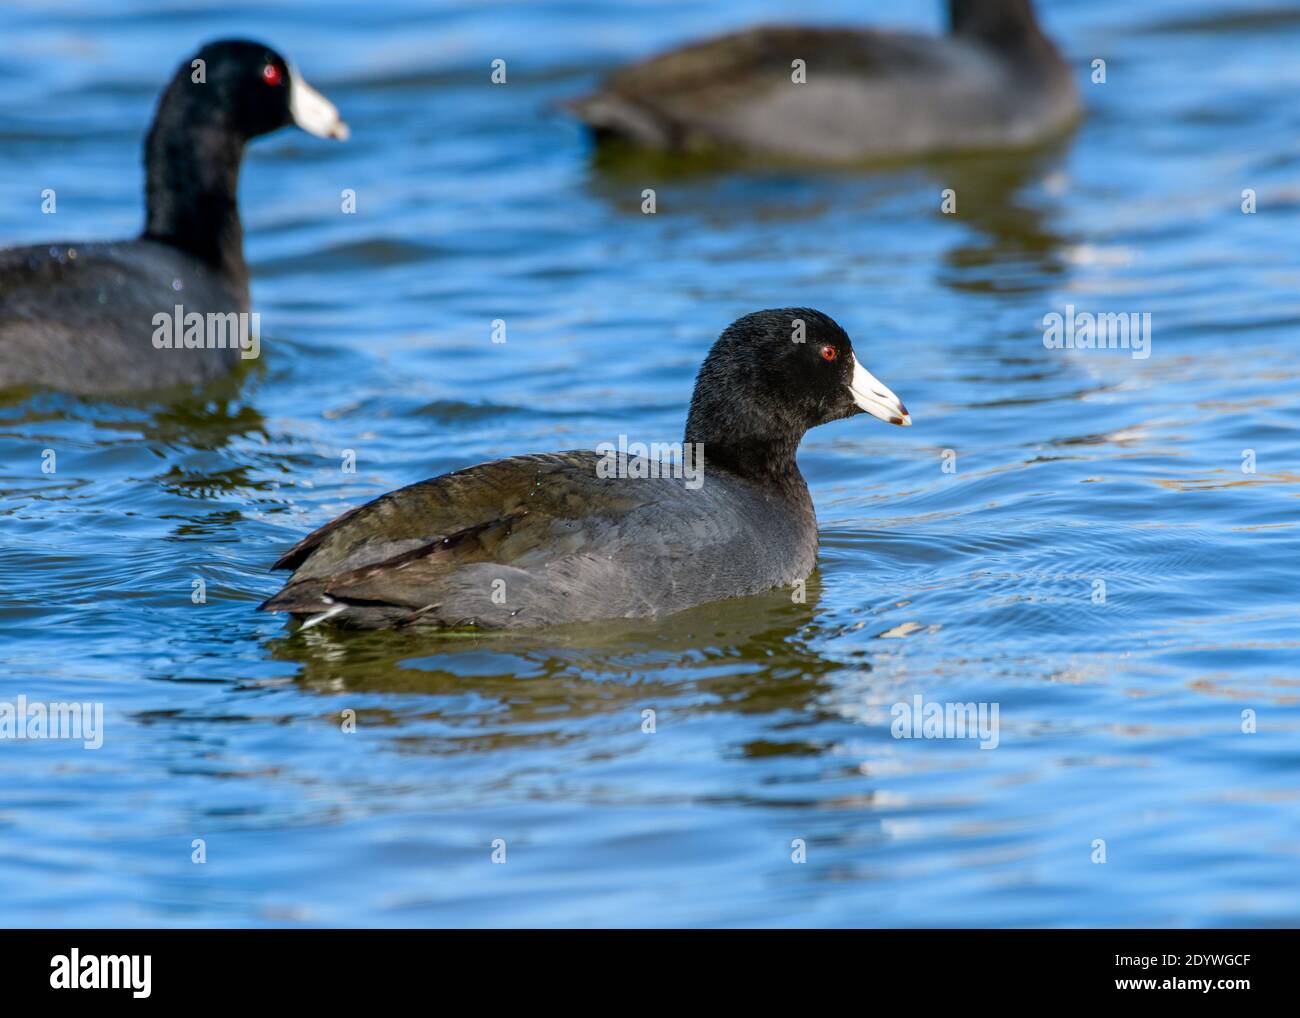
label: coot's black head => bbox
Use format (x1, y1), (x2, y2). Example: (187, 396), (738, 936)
(157, 39), (349, 142)
(685, 308), (910, 481)
(143, 40), (347, 270)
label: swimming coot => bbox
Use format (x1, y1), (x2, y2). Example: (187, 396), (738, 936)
(261, 309), (911, 630)
(0, 40), (348, 395)
(569, 0), (1079, 163)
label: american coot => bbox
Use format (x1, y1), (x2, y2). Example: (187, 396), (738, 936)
(569, 0), (1079, 163)
(0, 40), (348, 395)
(261, 309), (911, 630)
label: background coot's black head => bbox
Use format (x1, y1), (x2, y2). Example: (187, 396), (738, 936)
(158, 39), (349, 142)
(687, 307), (910, 445)
(948, 0), (1045, 45)
(143, 39), (347, 270)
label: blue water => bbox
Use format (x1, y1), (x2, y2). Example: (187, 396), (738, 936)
(1, 0), (1298, 927)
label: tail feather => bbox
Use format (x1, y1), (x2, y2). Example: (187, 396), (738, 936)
(297, 603), (347, 630)
(260, 581), (447, 631)
(568, 92), (677, 147)
(258, 579), (333, 616)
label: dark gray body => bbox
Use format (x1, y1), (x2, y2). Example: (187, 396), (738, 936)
(262, 451), (819, 630)
(0, 238), (247, 394)
(570, 23), (1080, 162)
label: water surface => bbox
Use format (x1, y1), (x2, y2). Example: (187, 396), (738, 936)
(1, 0), (1298, 926)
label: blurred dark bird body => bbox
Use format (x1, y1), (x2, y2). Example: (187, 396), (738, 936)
(570, 1), (1079, 163)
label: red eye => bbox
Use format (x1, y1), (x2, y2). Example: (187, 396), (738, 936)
(820, 345), (838, 362)
(262, 63), (282, 87)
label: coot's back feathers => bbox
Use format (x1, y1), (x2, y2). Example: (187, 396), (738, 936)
(261, 451), (813, 630)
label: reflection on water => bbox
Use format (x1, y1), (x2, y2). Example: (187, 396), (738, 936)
(267, 590), (838, 748)
(930, 145), (1078, 295)
(1, 0), (1299, 927)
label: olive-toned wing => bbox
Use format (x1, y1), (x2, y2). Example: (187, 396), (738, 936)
(261, 450), (653, 624)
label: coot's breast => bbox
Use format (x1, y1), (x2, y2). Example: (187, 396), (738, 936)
(0, 239), (248, 393)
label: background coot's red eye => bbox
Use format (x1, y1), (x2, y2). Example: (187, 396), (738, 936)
(820, 344), (837, 362)
(262, 63), (282, 87)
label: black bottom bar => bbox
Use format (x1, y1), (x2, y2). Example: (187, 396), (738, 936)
(0, 928), (1292, 1004)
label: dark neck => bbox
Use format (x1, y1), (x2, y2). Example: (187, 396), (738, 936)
(684, 397), (809, 495)
(141, 92), (248, 281)
(948, 0), (1046, 48)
